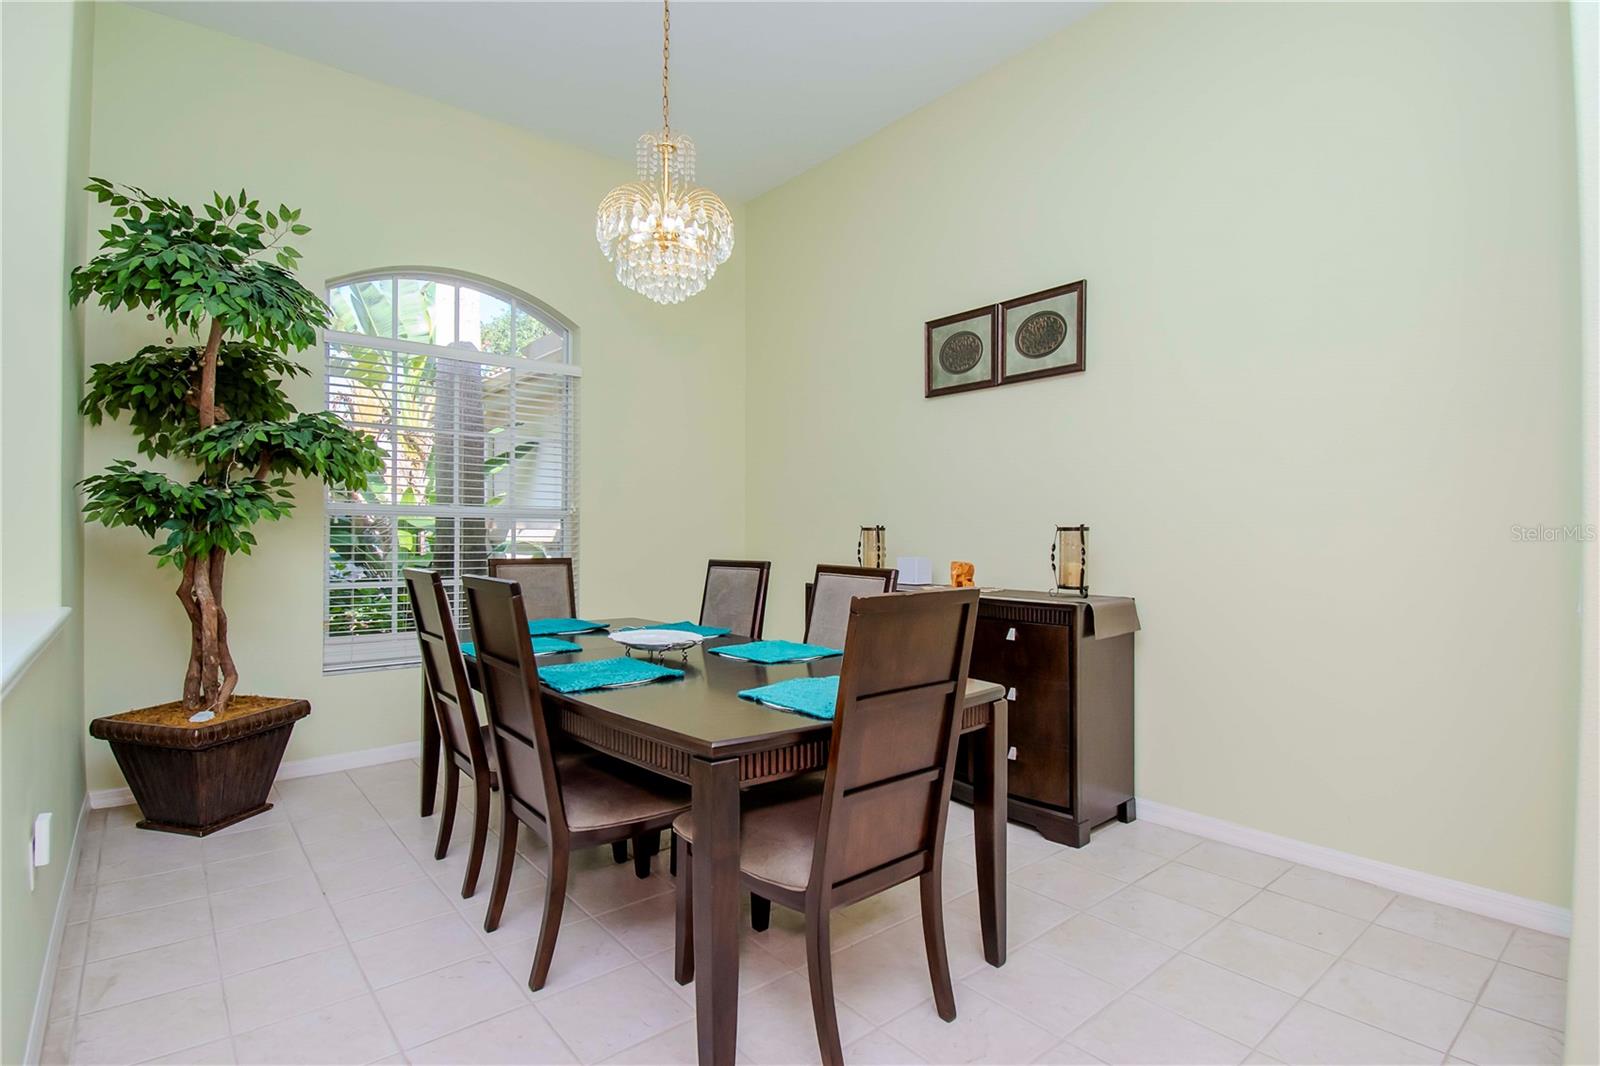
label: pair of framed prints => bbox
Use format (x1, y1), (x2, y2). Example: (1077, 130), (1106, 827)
(924, 280), (1086, 399)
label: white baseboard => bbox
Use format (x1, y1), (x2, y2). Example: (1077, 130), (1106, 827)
(25, 795), (89, 1066)
(1138, 798), (1572, 937)
(88, 740), (422, 810)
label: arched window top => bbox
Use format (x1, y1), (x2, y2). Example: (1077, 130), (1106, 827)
(326, 269), (572, 366)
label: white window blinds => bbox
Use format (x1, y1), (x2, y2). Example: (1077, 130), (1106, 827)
(322, 273), (578, 673)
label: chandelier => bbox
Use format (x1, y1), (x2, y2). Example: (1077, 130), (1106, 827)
(596, 0), (734, 305)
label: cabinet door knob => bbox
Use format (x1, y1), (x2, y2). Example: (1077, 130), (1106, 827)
(1005, 686), (1017, 701)
(1005, 627), (1017, 641)
(1007, 746), (1017, 760)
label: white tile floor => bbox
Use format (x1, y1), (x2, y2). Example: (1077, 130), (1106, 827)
(43, 761), (1569, 1066)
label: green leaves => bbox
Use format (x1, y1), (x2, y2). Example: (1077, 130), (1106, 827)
(71, 179), (329, 353)
(80, 461), (295, 565)
(183, 413), (385, 491)
(75, 181), (381, 566)
(80, 343), (303, 458)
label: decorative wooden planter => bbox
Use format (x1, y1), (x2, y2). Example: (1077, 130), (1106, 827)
(90, 696), (310, 836)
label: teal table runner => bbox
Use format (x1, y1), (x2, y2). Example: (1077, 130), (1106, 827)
(460, 636), (582, 660)
(538, 657), (684, 694)
(527, 617), (609, 637)
(618, 620), (731, 638)
(738, 676), (840, 720)
(711, 640), (842, 664)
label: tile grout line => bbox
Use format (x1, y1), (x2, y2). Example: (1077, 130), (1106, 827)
(348, 769), (593, 1064)
(1028, 826), (1451, 1061)
(197, 839), (238, 1062)
(1246, 859), (1545, 1062)
(57, 813), (105, 1062)
(432, 814), (591, 1066)
(263, 771), (412, 1058)
(1245, 859), (1390, 1059)
(1442, 928), (1517, 1061)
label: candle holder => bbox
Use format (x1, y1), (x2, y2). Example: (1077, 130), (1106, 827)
(858, 525), (886, 569)
(1051, 525), (1089, 596)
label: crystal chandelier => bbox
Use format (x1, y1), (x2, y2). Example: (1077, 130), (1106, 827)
(596, 0), (734, 305)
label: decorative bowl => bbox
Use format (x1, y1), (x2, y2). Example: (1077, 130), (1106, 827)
(607, 629), (705, 656)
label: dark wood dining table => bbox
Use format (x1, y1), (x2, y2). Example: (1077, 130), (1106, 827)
(427, 620), (1009, 1066)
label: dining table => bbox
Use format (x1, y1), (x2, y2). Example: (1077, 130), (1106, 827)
(424, 619), (1010, 1066)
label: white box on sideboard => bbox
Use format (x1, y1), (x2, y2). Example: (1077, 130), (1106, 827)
(896, 556), (933, 584)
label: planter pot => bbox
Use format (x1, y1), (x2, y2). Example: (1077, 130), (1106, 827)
(90, 695), (310, 836)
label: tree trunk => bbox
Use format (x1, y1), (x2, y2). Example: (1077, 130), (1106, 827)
(179, 319), (234, 714)
(191, 554), (223, 711)
(178, 557), (204, 709)
(197, 319), (224, 430)
(211, 549), (238, 712)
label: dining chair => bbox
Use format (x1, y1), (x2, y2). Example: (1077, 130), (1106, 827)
(462, 574), (692, 990)
(673, 587), (980, 1066)
(699, 559), (772, 637)
(804, 564), (898, 649)
(487, 555), (576, 619)
(484, 556), (649, 868)
(403, 569), (496, 899)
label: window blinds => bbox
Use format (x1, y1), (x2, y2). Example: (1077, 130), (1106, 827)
(322, 275), (577, 673)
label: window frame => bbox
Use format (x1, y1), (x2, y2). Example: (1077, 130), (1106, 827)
(321, 268), (580, 674)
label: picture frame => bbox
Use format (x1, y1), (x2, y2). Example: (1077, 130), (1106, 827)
(999, 280), (1086, 385)
(924, 304), (999, 398)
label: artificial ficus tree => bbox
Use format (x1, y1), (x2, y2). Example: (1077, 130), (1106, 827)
(72, 179), (384, 715)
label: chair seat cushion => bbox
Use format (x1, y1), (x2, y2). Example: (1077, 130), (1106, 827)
(559, 750), (690, 833)
(673, 775), (824, 892)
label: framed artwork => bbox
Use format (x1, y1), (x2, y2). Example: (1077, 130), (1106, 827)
(924, 304), (998, 398)
(999, 280), (1086, 384)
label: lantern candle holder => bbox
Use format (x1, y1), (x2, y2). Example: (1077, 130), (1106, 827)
(858, 525), (886, 569)
(1051, 525), (1089, 596)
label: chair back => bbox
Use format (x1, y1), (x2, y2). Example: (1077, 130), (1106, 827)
(700, 559), (772, 637)
(404, 569), (490, 775)
(488, 556), (576, 620)
(804, 565), (898, 648)
(462, 575), (566, 829)
(810, 588), (979, 898)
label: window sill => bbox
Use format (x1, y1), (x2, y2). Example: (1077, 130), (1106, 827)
(1, 607), (72, 700)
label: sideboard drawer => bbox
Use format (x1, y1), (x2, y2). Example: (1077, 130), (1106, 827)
(969, 618), (1075, 813)
(972, 618), (1071, 686)
(1007, 682), (1073, 810)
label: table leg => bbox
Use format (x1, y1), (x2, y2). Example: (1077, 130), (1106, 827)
(691, 756), (741, 1066)
(420, 679), (440, 818)
(973, 699), (1008, 966)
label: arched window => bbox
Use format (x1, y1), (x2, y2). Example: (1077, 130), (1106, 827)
(321, 270), (578, 673)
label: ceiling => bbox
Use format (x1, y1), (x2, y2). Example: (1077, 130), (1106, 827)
(138, 1), (1099, 200)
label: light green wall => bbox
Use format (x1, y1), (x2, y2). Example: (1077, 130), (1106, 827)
(79, 5), (747, 793)
(744, 2), (1583, 906)
(1, 1), (94, 1061)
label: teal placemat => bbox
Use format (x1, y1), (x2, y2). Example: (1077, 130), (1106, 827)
(712, 639), (842, 664)
(739, 676), (840, 720)
(528, 617), (609, 637)
(538, 656), (684, 694)
(618, 620), (731, 638)
(460, 637), (582, 660)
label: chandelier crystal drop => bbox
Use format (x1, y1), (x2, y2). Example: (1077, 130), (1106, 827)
(596, 0), (733, 305)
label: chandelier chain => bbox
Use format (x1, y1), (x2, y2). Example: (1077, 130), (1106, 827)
(661, 0), (671, 134)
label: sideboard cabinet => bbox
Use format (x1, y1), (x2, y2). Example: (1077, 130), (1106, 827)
(952, 590), (1139, 847)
